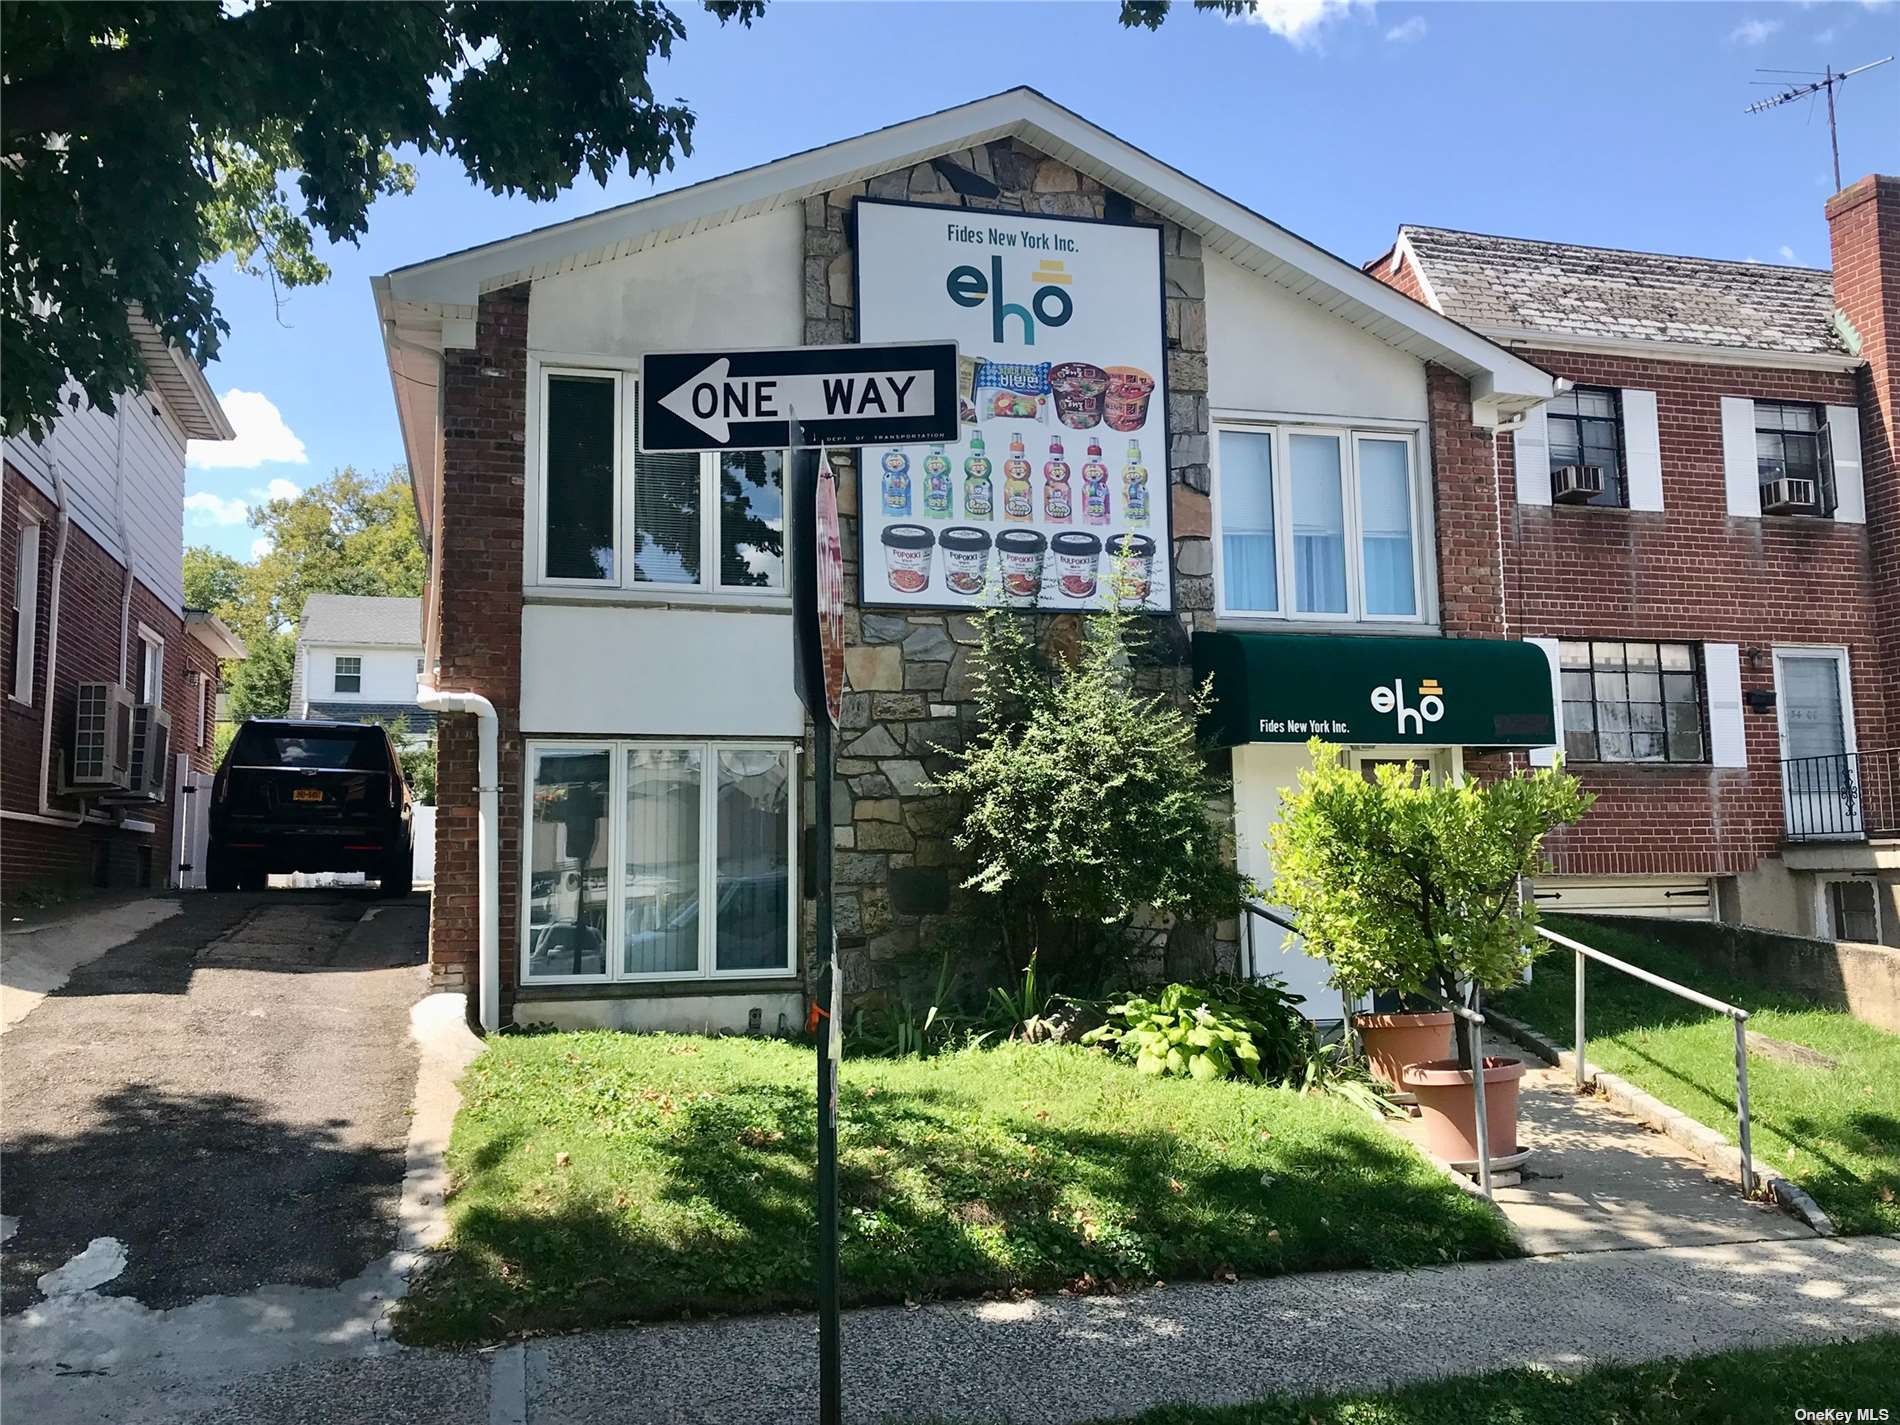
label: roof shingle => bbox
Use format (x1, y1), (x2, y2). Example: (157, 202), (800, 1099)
(298, 594), (423, 648)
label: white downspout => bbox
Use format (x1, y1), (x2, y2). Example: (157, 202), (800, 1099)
(115, 403), (134, 687)
(415, 679), (500, 1034)
(38, 422), (81, 823)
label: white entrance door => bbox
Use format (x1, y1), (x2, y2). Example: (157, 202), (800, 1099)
(1775, 648), (1859, 839)
(172, 756), (213, 888)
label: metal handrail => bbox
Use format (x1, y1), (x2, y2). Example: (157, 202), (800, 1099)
(1535, 924), (1756, 1197)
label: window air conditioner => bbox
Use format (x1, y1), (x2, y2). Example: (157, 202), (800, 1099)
(70, 682), (136, 788)
(128, 703), (172, 800)
(1760, 477), (1817, 515)
(1552, 464), (1604, 504)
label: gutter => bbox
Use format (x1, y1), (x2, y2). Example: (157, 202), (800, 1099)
(415, 678), (501, 1035)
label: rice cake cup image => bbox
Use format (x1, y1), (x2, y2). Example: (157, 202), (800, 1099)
(1047, 361), (1108, 430)
(939, 526), (993, 597)
(881, 523), (935, 595)
(1050, 531), (1103, 600)
(1106, 532), (1157, 602)
(1103, 366), (1156, 432)
(995, 529), (1049, 607)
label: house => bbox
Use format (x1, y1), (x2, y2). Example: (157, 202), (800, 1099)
(1369, 173), (1900, 946)
(288, 593), (433, 742)
(3, 312), (242, 896)
(374, 87), (1580, 1032)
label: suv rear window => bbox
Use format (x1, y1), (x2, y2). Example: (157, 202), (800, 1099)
(232, 727), (388, 771)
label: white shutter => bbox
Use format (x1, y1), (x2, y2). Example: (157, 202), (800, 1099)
(1721, 396), (1759, 516)
(1515, 406), (1551, 506)
(1704, 642), (1747, 768)
(1621, 389), (1664, 510)
(1526, 636), (1564, 767)
(1826, 405), (1865, 524)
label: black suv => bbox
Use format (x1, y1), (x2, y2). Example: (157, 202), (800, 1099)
(208, 720), (415, 894)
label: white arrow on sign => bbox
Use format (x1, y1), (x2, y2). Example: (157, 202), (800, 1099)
(658, 358), (937, 443)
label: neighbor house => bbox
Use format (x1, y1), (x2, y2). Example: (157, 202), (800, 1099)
(288, 593), (433, 743)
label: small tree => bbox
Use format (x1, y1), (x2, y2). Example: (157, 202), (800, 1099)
(931, 578), (1246, 989)
(1269, 740), (1591, 1068)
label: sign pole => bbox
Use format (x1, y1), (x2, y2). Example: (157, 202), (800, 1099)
(812, 705), (841, 1425)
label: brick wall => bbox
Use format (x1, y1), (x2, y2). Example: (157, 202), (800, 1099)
(429, 284), (529, 1000)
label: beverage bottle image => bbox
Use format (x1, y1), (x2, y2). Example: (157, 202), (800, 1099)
(1002, 432), (1033, 523)
(1042, 436), (1073, 523)
(1081, 437), (1111, 525)
(922, 445), (953, 517)
(963, 433), (993, 518)
(1122, 440), (1149, 525)
(881, 448), (911, 516)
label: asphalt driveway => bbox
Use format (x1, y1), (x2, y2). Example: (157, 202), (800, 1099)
(0, 889), (429, 1315)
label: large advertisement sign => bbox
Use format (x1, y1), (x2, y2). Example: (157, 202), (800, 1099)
(854, 198), (1172, 613)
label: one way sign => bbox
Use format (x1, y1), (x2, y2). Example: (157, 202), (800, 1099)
(639, 341), (959, 453)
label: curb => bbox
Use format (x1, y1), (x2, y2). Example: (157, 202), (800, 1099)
(1484, 1008), (1837, 1236)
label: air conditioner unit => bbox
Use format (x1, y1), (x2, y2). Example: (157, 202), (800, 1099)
(1760, 477), (1817, 515)
(128, 703), (172, 800)
(1552, 464), (1605, 504)
(69, 682), (136, 788)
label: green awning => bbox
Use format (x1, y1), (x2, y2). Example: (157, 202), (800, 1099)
(1192, 631), (1555, 749)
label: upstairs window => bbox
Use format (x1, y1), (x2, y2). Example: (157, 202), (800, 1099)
(10, 520), (40, 704)
(1559, 640), (1704, 764)
(334, 655), (362, 694)
(1755, 401), (1834, 516)
(538, 365), (786, 595)
(1546, 387), (1625, 507)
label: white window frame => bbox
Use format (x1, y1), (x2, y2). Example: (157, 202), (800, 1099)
(520, 736), (800, 987)
(135, 624), (165, 704)
(1816, 875), (1882, 944)
(194, 670), (209, 749)
(10, 518), (40, 704)
(334, 654), (362, 694)
(526, 354), (791, 606)
(1211, 417), (1433, 628)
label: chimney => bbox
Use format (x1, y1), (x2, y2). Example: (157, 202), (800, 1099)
(1828, 175), (1900, 742)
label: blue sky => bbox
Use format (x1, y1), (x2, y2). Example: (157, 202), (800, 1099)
(184, 0), (1899, 560)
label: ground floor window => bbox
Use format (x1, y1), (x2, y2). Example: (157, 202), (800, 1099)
(523, 739), (796, 984)
(1558, 639), (1705, 763)
(1824, 877), (1880, 944)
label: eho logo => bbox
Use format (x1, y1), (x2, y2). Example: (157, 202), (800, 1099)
(945, 257), (1074, 346)
(1371, 678), (1445, 736)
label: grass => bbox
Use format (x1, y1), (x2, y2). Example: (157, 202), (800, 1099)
(397, 1033), (1515, 1345)
(1494, 914), (1900, 1235)
(1110, 1334), (1900, 1425)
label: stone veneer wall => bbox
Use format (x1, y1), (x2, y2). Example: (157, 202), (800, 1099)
(801, 138), (1236, 999)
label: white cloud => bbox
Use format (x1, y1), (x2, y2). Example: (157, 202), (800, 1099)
(1230, 0), (1366, 47)
(1778, 243), (1798, 261)
(183, 492), (250, 526)
(1813, 24), (1838, 41)
(1729, 17), (1783, 44)
(250, 537), (274, 561)
(1384, 15), (1427, 42)
(186, 389), (307, 470)
(263, 477), (301, 502)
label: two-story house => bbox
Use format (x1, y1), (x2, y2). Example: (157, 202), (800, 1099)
(3, 313), (240, 896)
(288, 593), (433, 743)
(1370, 173), (1900, 946)
(375, 88), (1576, 1032)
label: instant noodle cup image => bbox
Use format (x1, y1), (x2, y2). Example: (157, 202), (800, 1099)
(939, 527), (992, 597)
(1050, 531), (1102, 600)
(1106, 532), (1157, 602)
(1103, 366), (1156, 432)
(995, 529), (1049, 607)
(1047, 361), (1108, 430)
(881, 524), (935, 595)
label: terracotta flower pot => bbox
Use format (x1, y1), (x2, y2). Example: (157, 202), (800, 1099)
(1352, 1011), (1454, 1089)
(1401, 1056), (1528, 1165)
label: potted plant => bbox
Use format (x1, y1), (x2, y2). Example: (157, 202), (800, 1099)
(1268, 740), (1591, 1167)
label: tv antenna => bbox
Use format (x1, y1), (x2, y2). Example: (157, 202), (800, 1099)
(1745, 56), (1892, 192)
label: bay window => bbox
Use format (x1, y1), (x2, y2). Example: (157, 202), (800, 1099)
(1215, 424), (1425, 623)
(536, 364), (785, 594)
(524, 738), (796, 984)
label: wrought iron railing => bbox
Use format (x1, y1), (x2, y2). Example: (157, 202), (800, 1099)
(1780, 748), (1900, 842)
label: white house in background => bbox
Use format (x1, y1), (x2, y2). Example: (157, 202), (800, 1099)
(288, 593), (432, 742)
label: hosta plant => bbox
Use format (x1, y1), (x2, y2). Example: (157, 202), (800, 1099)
(1082, 984), (1270, 1082)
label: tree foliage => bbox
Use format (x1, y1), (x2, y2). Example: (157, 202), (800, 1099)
(1, 0), (761, 439)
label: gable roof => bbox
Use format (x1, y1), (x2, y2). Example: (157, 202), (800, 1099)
(128, 307), (234, 441)
(298, 594), (422, 648)
(1383, 225), (1853, 369)
(376, 88), (1555, 527)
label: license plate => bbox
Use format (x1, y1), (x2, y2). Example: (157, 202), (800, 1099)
(292, 788), (324, 803)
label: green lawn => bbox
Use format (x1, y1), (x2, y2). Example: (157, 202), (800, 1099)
(397, 1033), (1515, 1345)
(1495, 914), (1900, 1235)
(1112, 1334), (1900, 1425)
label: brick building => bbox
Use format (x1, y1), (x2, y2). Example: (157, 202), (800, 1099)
(3, 314), (242, 897)
(1369, 172), (1900, 944)
(375, 88), (1568, 1030)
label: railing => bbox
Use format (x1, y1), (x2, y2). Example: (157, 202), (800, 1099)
(1781, 748), (1900, 842)
(1536, 924), (1756, 1197)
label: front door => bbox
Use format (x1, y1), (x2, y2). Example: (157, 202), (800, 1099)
(1775, 648), (1860, 839)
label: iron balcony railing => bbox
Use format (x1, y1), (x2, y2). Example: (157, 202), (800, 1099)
(1781, 748), (1900, 842)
